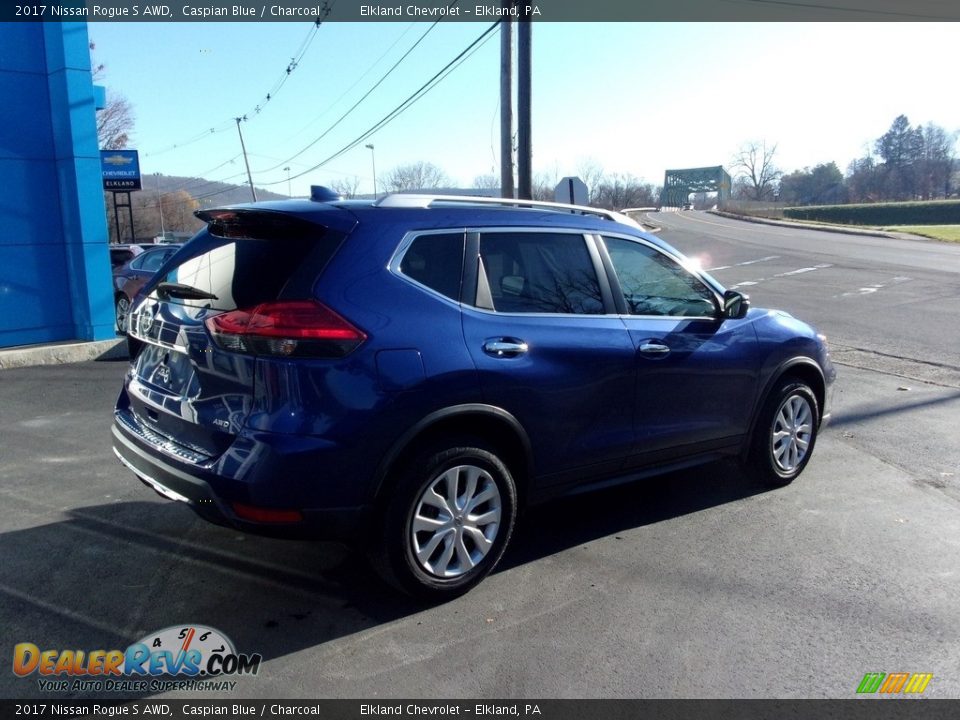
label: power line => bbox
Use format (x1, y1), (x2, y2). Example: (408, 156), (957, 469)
(236, 7), (330, 121)
(143, 8), (334, 158)
(283, 23), (418, 142)
(142, 120), (236, 158)
(152, 167), (250, 200)
(145, 20), (500, 211)
(141, 157), (370, 211)
(147, 8), (426, 197)
(146, 9), (445, 197)
(152, 155), (244, 197)
(250, 12), (449, 177)
(262, 20), (501, 187)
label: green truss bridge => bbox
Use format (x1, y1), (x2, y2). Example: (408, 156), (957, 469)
(660, 166), (732, 208)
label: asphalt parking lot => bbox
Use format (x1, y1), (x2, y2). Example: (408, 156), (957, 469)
(1, 355), (958, 700)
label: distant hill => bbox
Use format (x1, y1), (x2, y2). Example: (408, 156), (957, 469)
(154, 174), (288, 207)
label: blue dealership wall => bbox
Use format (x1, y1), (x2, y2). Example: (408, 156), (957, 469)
(0, 22), (114, 348)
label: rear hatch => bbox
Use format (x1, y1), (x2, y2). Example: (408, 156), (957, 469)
(123, 208), (350, 459)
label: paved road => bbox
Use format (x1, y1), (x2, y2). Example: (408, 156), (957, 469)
(651, 210), (960, 501)
(648, 210), (960, 380)
(1, 216), (958, 700)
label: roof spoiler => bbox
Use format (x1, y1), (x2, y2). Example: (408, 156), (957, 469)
(194, 208), (324, 240)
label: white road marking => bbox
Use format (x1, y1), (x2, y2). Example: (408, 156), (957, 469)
(738, 255), (781, 266)
(707, 255), (779, 272)
(837, 276), (912, 298)
(729, 263), (833, 289)
(842, 284), (884, 297)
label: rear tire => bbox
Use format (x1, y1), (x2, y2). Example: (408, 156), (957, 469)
(371, 439), (517, 599)
(746, 379), (819, 487)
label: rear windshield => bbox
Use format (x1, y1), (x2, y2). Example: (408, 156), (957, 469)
(149, 217), (338, 311)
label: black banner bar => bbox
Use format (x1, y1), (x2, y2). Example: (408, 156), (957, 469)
(5, 0), (960, 22)
(2, 700), (960, 720)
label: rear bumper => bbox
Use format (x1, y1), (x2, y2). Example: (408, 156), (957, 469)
(111, 418), (372, 542)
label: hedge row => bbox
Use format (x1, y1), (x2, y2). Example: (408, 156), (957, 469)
(783, 200), (960, 226)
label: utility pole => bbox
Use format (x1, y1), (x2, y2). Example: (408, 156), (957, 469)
(235, 117), (257, 202)
(499, 12), (514, 199)
(365, 143), (377, 197)
(516, 9), (532, 200)
(155, 173), (165, 238)
(284, 166), (291, 197)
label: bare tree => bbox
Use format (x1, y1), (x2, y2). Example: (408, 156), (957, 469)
(162, 190), (201, 232)
(106, 192), (153, 243)
(918, 122), (956, 199)
(731, 141), (782, 201)
(575, 158), (606, 205)
(593, 173), (658, 210)
(330, 176), (362, 199)
(96, 93), (135, 149)
(106, 188), (202, 243)
(845, 148), (881, 203)
(473, 174), (500, 190)
(531, 171), (558, 202)
(383, 162), (452, 192)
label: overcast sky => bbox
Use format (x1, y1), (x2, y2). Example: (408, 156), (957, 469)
(89, 21), (960, 197)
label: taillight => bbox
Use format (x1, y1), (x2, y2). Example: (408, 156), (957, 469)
(205, 300), (366, 358)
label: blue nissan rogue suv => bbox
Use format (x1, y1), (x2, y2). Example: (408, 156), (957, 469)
(112, 190), (835, 597)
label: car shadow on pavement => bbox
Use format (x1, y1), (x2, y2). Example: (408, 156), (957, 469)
(0, 460), (765, 700)
(503, 459), (766, 570)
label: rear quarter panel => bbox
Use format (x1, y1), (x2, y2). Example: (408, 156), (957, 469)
(245, 219), (483, 506)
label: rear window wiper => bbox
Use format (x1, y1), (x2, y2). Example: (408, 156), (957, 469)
(156, 282), (219, 301)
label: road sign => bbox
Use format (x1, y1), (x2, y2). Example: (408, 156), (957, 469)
(100, 150), (142, 191)
(555, 176), (588, 205)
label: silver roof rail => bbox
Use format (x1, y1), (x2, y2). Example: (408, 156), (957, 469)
(374, 193), (641, 228)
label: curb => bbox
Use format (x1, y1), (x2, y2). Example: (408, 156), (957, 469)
(707, 210), (930, 242)
(621, 210), (661, 233)
(0, 338), (129, 370)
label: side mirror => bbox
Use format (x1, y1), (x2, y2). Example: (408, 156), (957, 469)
(722, 290), (750, 320)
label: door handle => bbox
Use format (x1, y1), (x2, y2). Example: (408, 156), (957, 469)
(639, 341), (670, 357)
(483, 339), (529, 358)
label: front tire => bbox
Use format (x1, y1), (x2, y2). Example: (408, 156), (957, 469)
(372, 440), (517, 599)
(746, 379), (819, 487)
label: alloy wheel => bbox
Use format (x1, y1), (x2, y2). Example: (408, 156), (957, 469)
(771, 394), (813, 473)
(410, 464), (502, 579)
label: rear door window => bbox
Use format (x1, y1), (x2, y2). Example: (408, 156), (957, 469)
(398, 232), (464, 301)
(477, 232), (604, 314)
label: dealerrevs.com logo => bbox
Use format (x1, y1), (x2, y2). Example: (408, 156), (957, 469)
(13, 625), (262, 693)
